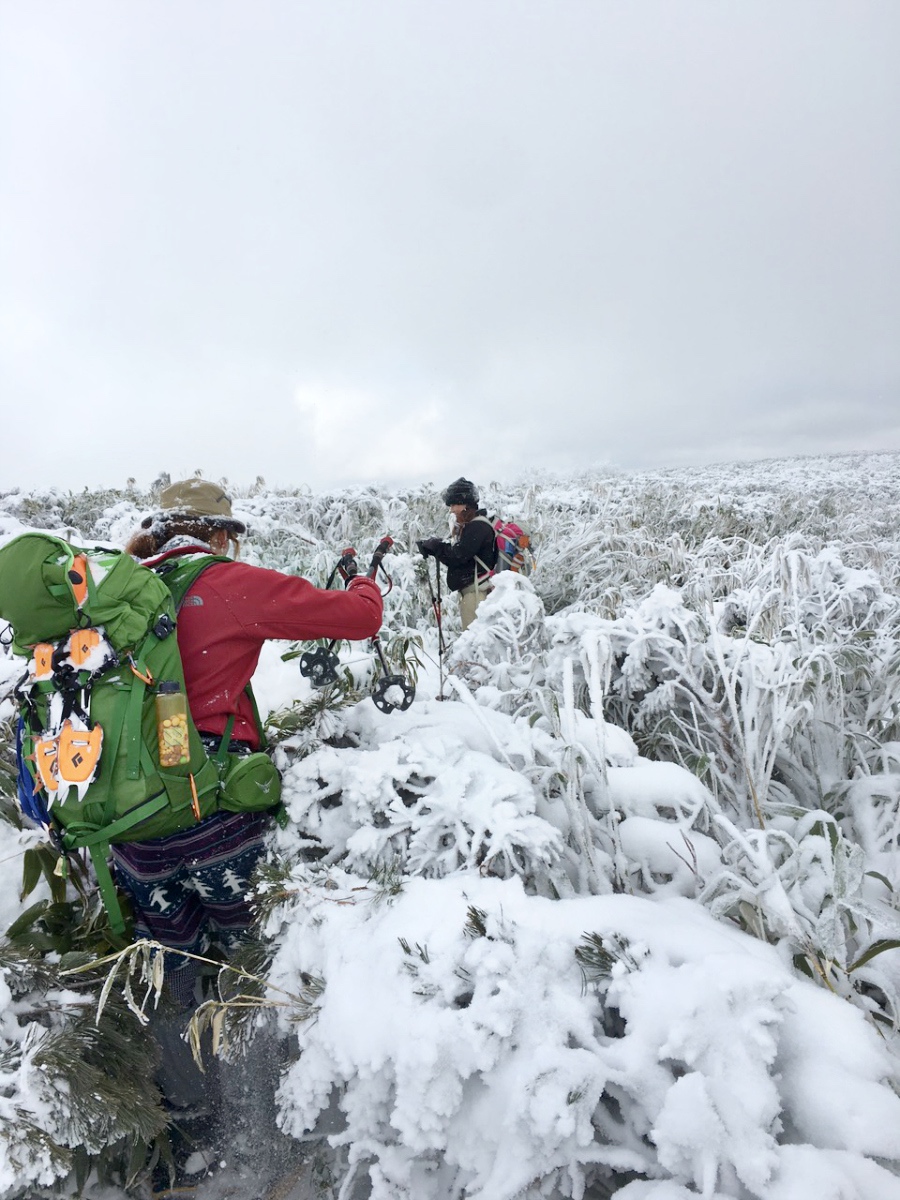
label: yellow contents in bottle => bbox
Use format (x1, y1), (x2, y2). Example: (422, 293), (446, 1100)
(158, 713), (190, 766)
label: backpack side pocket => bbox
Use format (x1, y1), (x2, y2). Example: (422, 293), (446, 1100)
(218, 751), (282, 814)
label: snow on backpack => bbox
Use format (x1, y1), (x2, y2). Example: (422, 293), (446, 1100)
(0, 533), (280, 936)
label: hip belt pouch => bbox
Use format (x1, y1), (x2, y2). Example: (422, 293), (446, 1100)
(218, 751), (282, 813)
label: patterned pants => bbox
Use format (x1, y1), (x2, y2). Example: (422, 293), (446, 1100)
(111, 810), (271, 1006)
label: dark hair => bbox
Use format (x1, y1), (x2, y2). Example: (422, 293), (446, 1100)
(125, 517), (224, 560)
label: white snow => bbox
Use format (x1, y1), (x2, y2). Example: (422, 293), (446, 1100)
(3, 456), (900, 1199)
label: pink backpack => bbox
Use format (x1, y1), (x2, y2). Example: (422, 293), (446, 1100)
(492, 518), (536, 575)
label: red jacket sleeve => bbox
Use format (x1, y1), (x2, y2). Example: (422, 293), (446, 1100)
(197, 563), (384, 641)
(171, 560), (383, 746)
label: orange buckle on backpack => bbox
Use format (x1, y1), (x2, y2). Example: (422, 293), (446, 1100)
(68, 555), (89, 608)
(68, 627), (102, 667)
(33, 735), (60, 793)
(57, 720), (103, 788)
(31, 644), (54, 681)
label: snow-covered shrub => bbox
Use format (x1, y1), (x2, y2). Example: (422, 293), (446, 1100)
(274, 698), (567, 897)
(264, 873), (900, 1200)
(446, 573), (550, 714)
(4, 454), (900, 1199)
(0, 952), (166, 1197)
(534, 545), (900, 1020)
(0, 825), (167, 1198)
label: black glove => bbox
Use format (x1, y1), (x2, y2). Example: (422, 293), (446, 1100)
(417, 538), (442, 558)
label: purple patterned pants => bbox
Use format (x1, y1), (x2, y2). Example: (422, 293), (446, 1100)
(111, 809), (271, 1006)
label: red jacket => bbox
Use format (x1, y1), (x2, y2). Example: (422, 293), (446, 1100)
(145, 547), (383, 748)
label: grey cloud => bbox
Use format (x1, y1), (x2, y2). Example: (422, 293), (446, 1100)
(1, 1), (898, 494)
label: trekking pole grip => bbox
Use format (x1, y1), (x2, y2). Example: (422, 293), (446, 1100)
(367, 537), (394, 579)
(338, 547), (359, 581)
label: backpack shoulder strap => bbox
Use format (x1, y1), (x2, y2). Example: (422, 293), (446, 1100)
(467, 515), (497, 581)
(152, 553), (231, 611)
(152, 554), (267, 747)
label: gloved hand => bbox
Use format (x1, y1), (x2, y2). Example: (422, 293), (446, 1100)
(417, 538), (442, 558)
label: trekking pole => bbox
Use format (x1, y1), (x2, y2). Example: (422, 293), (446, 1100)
(366, 537), (394, 587)
(298, 547), (361, 688)
(423, 556), (446, 700)
(297, 537), (414, 714)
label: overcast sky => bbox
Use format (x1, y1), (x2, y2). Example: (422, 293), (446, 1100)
(1, 1), (898, 496)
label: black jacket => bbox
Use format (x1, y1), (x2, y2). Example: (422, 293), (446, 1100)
(430, 512), (497, 593)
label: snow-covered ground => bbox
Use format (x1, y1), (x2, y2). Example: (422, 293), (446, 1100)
(3, 454), (900, 1199)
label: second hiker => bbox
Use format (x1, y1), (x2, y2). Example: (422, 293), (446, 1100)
(417, 477), (497, 630)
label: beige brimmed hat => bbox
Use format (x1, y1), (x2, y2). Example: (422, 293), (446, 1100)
(141, 479), (246, 533)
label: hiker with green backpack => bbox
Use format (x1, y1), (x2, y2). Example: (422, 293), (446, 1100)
(104, 481), (374, 992)
(0, 478), (383, 1187)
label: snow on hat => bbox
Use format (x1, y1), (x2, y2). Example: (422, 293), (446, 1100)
(141, 479), (246, 533)
(441, 477), (479, 507)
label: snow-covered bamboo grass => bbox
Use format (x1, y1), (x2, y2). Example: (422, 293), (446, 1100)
(3, 452), (900, 1198)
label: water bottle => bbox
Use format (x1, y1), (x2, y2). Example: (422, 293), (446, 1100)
(156, 681), (190, 768)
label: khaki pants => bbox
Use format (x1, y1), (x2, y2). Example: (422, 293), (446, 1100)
(458, 582), (492, 631)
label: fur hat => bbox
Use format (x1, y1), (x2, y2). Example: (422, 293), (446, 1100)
(141, 479), (246, 534)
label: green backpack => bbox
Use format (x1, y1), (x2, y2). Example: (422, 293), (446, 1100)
(0, 533), (280, 936)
